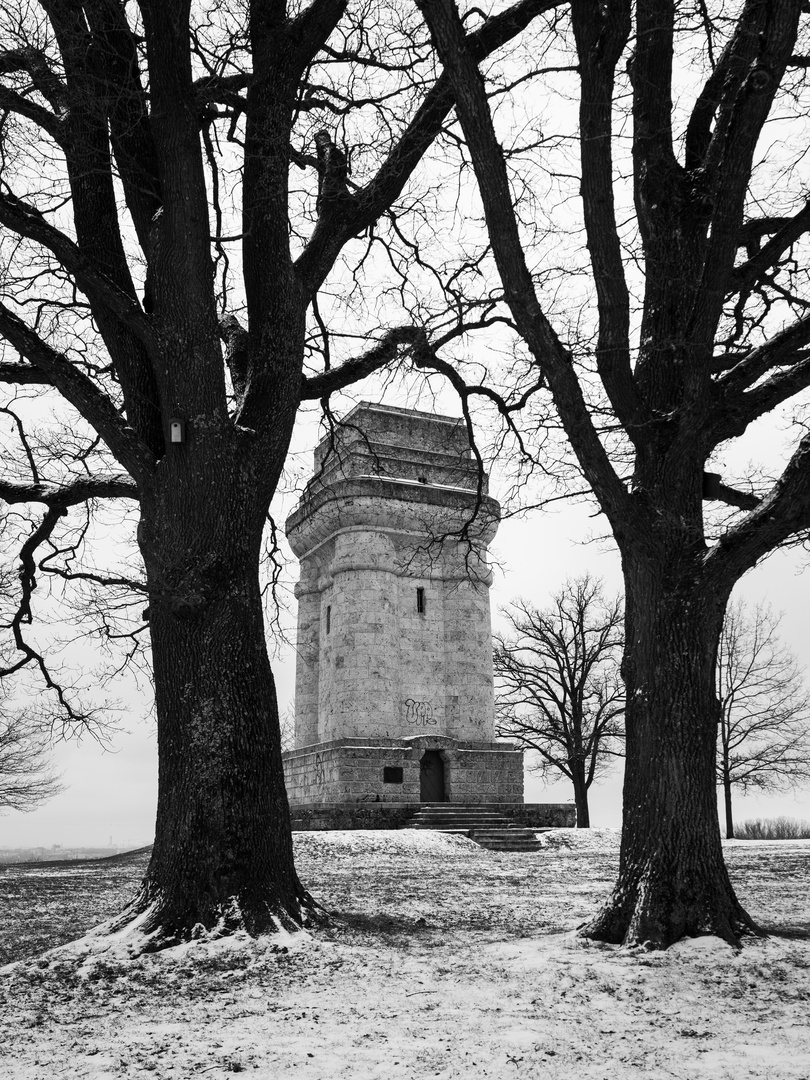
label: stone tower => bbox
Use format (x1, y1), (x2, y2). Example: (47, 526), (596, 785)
(282, 402), (524, 825)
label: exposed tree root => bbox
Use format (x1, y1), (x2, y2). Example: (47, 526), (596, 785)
(95, 873), (319, 956)
(579, 879), (765, 950)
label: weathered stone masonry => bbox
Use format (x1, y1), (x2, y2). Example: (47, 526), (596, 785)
(283, 402), (570, 828)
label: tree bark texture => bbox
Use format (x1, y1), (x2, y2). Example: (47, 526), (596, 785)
(581, 560), (758, 946)
(109, 429), (308, 944)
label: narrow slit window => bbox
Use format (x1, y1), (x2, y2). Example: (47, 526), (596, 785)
(416, 587), (425, 615)
(326, 605), (331, 633)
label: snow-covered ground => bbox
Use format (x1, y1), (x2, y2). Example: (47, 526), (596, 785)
(1, 828), (808, 1079)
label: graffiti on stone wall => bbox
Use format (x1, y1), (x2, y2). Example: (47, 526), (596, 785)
(314, 752), (326, 787)
(404, 699), (437, 726)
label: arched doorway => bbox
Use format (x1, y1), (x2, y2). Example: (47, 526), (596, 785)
(420, 750), (445, 802)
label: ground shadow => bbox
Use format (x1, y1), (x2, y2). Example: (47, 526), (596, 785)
(757, 922), (810, 940)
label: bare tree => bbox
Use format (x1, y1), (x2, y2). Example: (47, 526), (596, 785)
(0, 711), (62, 814)
(417, 0), (810, 945)
(717, 601), (810, 840)
(0, 0), (556, 947)
(494, 576), (624, 828)
(279, 705), (296, 756)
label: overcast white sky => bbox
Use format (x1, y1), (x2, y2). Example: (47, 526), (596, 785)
(2, 390), (809, 851)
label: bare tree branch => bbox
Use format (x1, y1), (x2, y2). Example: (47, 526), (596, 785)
(0, 363), (55, 386)
(703, 477), (761, 512)
(730, 202), (810, 296)
(80, 0), (163, 248)
(0, 45), (68, 112)
(0, 506), (99, 726)
(0, 303), (155, 483)
(716, 311), (810, 397)
(300, 325), (427, 399)
(0, 86), (63, 142)
(0, 477), (139, 508)
(705, 430), (810, 585)
(417, 0), (633, 537)
(295, 0), (566, 296)
(570, 0), (647, 434)
(0, 192), (158, 354)
(0, 712), (63, 814)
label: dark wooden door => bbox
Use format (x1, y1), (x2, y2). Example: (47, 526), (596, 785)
(420, 751), (445, 802)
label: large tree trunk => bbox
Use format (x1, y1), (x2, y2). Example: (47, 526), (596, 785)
(110, 445), (308, 947)
(580, 561), (760, 948)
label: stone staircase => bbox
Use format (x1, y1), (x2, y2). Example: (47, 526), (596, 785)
(402, 803), (544, 852)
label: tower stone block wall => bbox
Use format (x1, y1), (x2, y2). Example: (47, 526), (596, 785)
(282, 737), (525, 805)
(282, 402), (530, 821)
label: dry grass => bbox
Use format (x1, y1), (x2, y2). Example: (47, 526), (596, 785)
(1, 831), (810, 968)
(0, 847), (152, 968)
(736, 816), (810, 840)
(1, 831), (809, 1080)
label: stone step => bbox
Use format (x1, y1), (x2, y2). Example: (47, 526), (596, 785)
(405, 810), (512, 821)
(408, 816), (509, 825)
(469, 828), (537, 840)
(405, 822), (511, 831)
(409, 806), (511, 812)
(402, 804), (545, 852)
(408, 807), (509, 812)
(412, 829), (507, 838)
(405, 814), (510, 825)
(406, 812), (514, 816)
(469, 827), (543, 852)
(416, 804), (515, 811)
(405, 803), (518, 836)
(475, 841), (544, 851)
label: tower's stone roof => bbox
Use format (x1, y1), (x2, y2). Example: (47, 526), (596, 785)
(285, 402), (499, 559)
(309, 401), (486, 493)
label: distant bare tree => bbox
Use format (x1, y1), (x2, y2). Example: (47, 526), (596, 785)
(0, 711), (62, 814)
(717, 602), (810, 840)
(494, 576), (624, 828)
(279, 706), (296, 755)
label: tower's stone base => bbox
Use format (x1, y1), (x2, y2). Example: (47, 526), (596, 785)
(284, 800), (576, 832)
(282, 734), (523, 807)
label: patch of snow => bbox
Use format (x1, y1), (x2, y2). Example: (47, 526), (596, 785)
(2, 824), (809, 1079)
(535, 828), (621, 853)
(667, 934), (739, 957)
(294, 829), (479, 858)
